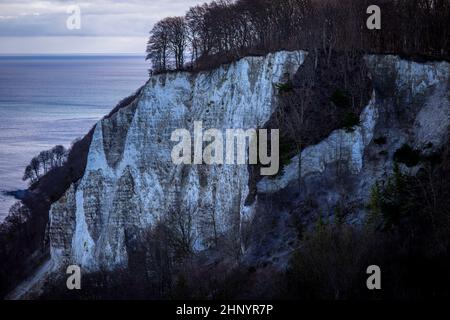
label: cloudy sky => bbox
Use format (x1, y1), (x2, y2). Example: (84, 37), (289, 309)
(0, 0), (206, 54)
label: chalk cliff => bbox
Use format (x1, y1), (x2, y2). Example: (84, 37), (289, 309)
(48, 51), (306, 271)
(248, 55), (450, 267)
(47, 51), (450, 274)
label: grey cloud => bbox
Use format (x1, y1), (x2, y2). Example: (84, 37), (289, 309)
(0, 0), (206, 37)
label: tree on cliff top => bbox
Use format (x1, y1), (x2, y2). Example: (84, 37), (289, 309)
(22, 145), (68, 186)
(146, 0), (450, 74)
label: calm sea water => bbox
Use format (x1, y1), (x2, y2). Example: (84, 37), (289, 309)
(0, 55), (149, 220)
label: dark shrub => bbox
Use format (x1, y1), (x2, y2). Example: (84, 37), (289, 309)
(394, 144), (421, 167)
(342, 112), (360, 132)
(331, 89), (351, 109)
(276, 81), (294, 94)
(374, 136), (387, 145)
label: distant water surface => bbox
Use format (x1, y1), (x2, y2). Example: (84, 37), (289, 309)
(0, 55), (148, 220)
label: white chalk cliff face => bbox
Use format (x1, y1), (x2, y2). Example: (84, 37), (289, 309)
(48, 51), (450, 272)
(48, 51), (306, 271)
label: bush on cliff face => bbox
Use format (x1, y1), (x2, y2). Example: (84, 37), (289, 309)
(331, 89), (352, 109)
(393, 144), (421, 167)
(276, 81), (294, 94)
(342, 112), (361, 133)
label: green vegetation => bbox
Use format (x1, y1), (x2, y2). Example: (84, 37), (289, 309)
(368, 163), (409, 228)
(279, 138), (297, 167)
(368, 183), (382, 225)
(276, 81), (294, 94)
(334, 206), (345, 225)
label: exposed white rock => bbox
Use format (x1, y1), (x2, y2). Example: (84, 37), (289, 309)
(258, 93), (379, 194)
(48, 51), (306, 271)
(413, 85), (450, 149)
(259, 56), (450, 195)
(48, 52), (449, 273)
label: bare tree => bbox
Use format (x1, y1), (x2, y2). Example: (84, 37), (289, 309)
(51, 145), (67, 167)
(166, 17), (188, 70)
(147, 0), (449, 74)
(146, 19), (170, 72)
(22, 145), (68, 185)
(30, 157), (40, 180)
(166, 187), (197, 257)
(22, 165), (36, 184)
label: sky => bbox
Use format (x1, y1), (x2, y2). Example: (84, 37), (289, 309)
(0, 0), (206, 54)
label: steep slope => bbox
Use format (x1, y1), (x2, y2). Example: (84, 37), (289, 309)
(48, 51), (306, 271)
(6, 50), (449, 299)
(260, 56), (449, 200)
(248, 56), (450, 267)
(43, 51), (449, 285)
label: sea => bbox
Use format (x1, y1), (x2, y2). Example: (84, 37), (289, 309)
(0, 55), (149, 221)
